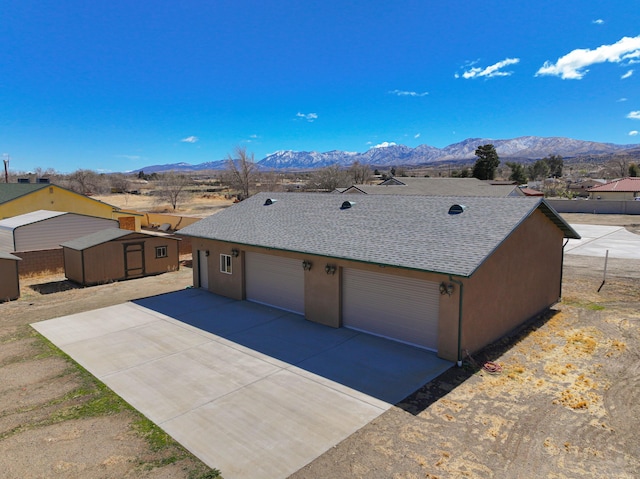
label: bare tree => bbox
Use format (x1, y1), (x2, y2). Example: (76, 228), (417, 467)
(156, 172), (191, 210)
(226, 146), (257, 200)
(306, 164), (350, 191)
(349, 161), (372, 184)
(67, 169), (110, 195)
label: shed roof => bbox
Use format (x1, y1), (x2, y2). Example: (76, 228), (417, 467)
(61, 228), (179, 250)
(588, 177), (640, 192)
(180, 192), (580, 278)
(343, 177), (523, 197)
(0, 251), (21, 261)
(0, 210), (67, 229)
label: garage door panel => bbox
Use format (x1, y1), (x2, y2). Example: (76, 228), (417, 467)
(245, 252), (305, 314)
(342, 268), (439, 350)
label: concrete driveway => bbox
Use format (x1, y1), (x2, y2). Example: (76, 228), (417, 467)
(32, 288), (451, 479)
(566, 224), (640, 259)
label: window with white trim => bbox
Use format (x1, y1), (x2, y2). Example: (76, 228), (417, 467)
(155, 246), (168, 258)
(220, 254), (232, 274)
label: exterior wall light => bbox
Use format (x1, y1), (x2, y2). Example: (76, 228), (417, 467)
(325, 264), (337, 275)
(231, 248), (239, 257)
(439, 282), (454, 296)
(205, 250), (210, 257)
(302, 260), (312, 271)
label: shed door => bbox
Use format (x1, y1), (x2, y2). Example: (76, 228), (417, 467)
(342, 268), (440, 350)
(124, 242), (145, 278)
(245, 252), (304, 314)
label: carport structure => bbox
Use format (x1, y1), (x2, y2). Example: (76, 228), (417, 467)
(33, 288), (451, 479)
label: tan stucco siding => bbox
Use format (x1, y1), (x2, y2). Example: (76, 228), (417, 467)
(0, 186), (116, 220)
(188, 238), (456, 335)
(0, 259), (20, 301)
(458, 209), (564, 357)
(590, 191), (639, 200)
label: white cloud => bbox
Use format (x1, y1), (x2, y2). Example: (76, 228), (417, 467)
(621, 69), (634, 79)
(389, 89), (429, 97)
(627, 111), (640, 119)
(116, 154), (141, 161)
(181, 136), (198, 143)
(460, 58), (520, 79)
(414, 133), (421, 139)
(372, 141), (397, 149)
(593, 19), (604, 25)
(536, 35), (640, 79)
(296, 112), (318, 122)
(629, 130), (639, 136)
(618, 97), (628, 102)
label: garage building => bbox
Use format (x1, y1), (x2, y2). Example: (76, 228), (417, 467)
(179, 192), (580, 363)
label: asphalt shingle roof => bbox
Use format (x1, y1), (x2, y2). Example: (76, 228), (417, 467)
(0, 184), (48, 205)
(180, 192), (579, 278)
(343, 177), (522, 197)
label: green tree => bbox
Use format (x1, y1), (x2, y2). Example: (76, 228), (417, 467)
(472, 144), (500, 180)
(544, 154), (564, 177)
(505, 161), (528, 184)
(629, 163), (640, 177)
(528, 160), (551, 181)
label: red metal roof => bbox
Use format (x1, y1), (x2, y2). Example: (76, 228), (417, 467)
(588, 177), (640, 192)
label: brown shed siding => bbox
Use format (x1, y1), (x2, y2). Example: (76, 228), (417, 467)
(64, 234), (180, 286)
(0, 258), (20, 301)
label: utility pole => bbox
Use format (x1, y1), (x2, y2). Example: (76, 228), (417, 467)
(3, 154), (9, 183)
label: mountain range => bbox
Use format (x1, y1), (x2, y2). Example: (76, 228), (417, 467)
(134, 136), (640, 173)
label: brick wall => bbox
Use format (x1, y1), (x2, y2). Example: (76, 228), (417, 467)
(14, 249), (65, 276)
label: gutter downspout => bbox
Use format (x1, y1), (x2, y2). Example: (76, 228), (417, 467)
(449, 275), (464, 367)
(560, 238), (569, 301)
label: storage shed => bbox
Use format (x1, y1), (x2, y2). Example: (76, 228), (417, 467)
(0, 210), (119, 252)
(61, 228), (180, 286)
(0, 251), (21, 302)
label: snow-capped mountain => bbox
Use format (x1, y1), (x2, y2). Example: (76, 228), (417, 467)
(133, 136), (639, 173)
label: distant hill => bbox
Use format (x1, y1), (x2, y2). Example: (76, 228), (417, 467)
(132, 136), (640, 173)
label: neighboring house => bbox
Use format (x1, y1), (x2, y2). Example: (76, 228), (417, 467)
(0, 182), (141, 230)
(0, 210), (119, 275)
(588, 177), (640, 200)
(519, 187), (545, 197)
(179, 192), (579, 363)
(0, 251), (21, 301)
(567, 178), (607, 198)
(340, 177), (525, 197)
(61, 228), (180, 286)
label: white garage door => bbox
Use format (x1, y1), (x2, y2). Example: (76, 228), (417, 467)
(245, 252), (305, 314)
(342, 268), (440, 350)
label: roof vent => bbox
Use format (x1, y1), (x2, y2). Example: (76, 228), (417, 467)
(448, 204), (467, 215)
(341, 200), (355, 209)
(264, 198), (278, 206)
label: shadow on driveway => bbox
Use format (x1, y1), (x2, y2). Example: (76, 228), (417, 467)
(134, 288), (452, 404)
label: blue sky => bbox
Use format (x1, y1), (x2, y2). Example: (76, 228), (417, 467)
(2, 1), (640, 173)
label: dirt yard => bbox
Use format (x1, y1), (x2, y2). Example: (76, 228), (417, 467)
(1, 214), (639, 478)
(92, 192), (234, 218)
